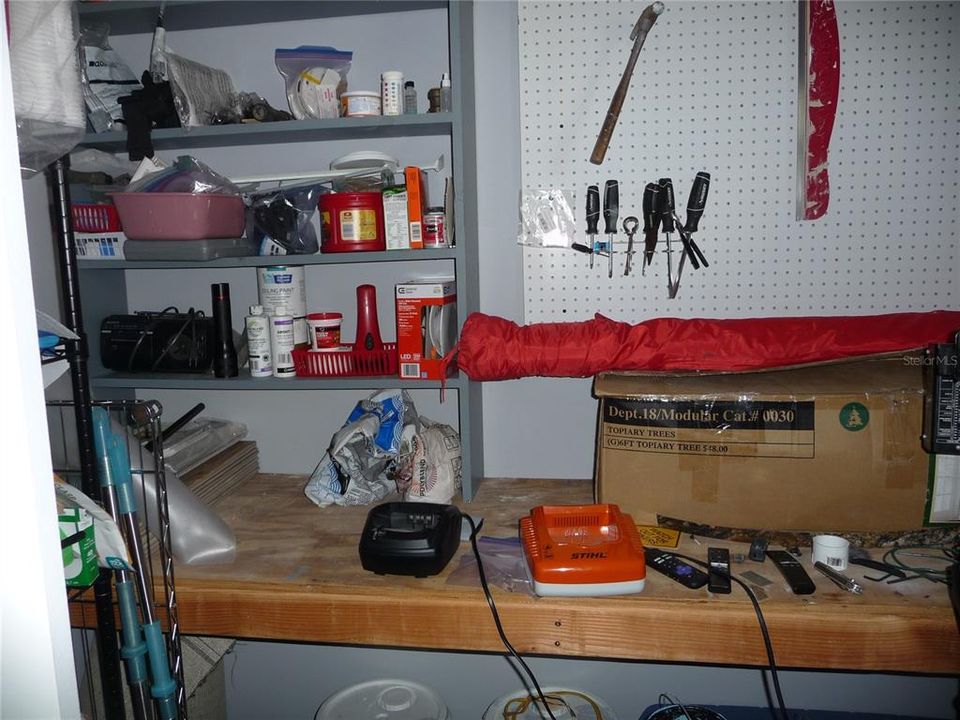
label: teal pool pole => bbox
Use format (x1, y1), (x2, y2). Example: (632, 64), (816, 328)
(91, 408), (151, 720)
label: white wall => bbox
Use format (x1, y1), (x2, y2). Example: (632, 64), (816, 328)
(473, 0), (596, 479)
(2, 0), (80, 715)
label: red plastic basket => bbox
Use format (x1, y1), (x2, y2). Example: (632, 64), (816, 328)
(72, 203), (122, 233)
(292, 343), (398, 377)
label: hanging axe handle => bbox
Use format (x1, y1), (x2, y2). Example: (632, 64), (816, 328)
(589, 2), (665, 165)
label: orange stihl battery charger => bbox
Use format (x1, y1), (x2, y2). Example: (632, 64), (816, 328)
(520, 504), (646, 597)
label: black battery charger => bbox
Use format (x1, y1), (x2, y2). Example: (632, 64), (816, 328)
(359, 502), (462, 578)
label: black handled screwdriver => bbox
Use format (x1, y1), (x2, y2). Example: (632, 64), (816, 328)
(572, 186), (601, 257)
(641, 182), (661, 273)
(683, 171), (711, 234)
(672, 171), (711, 268)
(603, 180), (619, 278)
(586, 184), (600, 268)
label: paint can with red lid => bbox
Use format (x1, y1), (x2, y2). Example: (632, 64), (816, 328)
(319, 192), (385, 252)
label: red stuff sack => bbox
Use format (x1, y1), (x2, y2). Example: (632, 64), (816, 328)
(453, 311), (960, 380)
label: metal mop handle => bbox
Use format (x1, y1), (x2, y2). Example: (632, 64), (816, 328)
(92, 410), (152, 720)
(94, 409), (179, 720)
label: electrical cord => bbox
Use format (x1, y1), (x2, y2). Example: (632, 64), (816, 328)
(126, 306), (177, 371)
(125, 307), (206, 372)
(881, 545), (958, 584)
(460, 512), (559, 720)
(669, 552), (788, 720)
(645, 692), (729, 720)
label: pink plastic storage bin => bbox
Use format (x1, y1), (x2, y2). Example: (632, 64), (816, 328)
(109, 192), (245, 241)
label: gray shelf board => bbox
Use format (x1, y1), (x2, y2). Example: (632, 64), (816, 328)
(77, 247), (457, 270)
(78, 1), (447, 36)
(80, 114), (454, 152)
(91, 372), (463, 391)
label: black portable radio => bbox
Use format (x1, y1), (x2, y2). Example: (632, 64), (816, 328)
(100, 311), (215, 373)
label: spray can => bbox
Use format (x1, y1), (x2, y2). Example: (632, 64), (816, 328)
(439, 72), (452, 112)
(257, 265), (308, 346)
(245, 305), (273, 378)
(381, 71), (404, 116)
(269, 306), (296, 378)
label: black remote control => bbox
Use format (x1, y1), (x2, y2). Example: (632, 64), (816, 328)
(644, 548), (709, 589)
(707, 547), (732, 594)
(766, 549), (816, 595)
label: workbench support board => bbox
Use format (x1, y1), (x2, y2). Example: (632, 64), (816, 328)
(519, 1), (959, 321)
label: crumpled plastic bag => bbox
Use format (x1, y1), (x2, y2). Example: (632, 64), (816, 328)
(395, 418), (462, 504)
(251, 184), (323, 255)
(125, 155), (240, 195)
(304, 389), (419, 508)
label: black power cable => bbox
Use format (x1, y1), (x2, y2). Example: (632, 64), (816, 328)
(460, 513), (559, 720)
(670, 552), (788, 720)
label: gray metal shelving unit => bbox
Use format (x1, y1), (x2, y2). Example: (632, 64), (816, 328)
(77, 0), (483, 498)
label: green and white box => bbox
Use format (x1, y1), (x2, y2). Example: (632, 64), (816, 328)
(60, 507), (98, 588)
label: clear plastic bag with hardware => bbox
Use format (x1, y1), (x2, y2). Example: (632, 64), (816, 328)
(445, 536), (535, 596)
(517, 188), (576, 248)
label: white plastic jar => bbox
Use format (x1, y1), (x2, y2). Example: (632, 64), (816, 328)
(381, 71), (404, 115)
(340, 91), (381, 117)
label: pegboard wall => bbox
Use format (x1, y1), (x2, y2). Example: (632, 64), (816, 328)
(519, 1), (959, 323)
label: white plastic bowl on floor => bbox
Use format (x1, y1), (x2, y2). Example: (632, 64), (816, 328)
(316, 679), (451, 720)
(483, 687), (618, 720)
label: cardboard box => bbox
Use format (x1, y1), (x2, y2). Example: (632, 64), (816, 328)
(594, 359), (940, 532)
(404, 166), (428, 249)
(383, 186), (410, 250)
(59, 507), (98, 588)
(75, 231), (126, 259)
(396, 279), (457, 379)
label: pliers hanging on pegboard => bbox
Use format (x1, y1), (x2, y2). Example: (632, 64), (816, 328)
(662, 172), (711, 298)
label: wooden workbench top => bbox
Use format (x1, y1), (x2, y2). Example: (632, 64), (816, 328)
(80, 475), (960, 674)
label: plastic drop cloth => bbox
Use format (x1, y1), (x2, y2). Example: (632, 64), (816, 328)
(9, 0), (86, 174)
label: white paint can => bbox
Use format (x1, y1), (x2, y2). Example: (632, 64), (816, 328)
(257, 265), (307, 346)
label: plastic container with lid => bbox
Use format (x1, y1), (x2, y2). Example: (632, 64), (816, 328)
(109, 192), (245, 241)
(306, 312), (343, 351)
(316, 679), (451, 720)
(483, 687), (617, 720)
(340, 91), (381, 117)
(319, 192), (385, 252)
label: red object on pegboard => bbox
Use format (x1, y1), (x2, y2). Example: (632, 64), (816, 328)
(292, 343), (398, 378)
(72, 204), (122, 233)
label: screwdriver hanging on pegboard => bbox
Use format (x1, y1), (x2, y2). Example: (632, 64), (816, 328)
(673, 172), (710, 269)
(641, 182), (661, 274)
(602, 180), (619, 279)
(571, 185), (600, 266)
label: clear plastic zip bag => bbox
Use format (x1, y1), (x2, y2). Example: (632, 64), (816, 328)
(517, 188), (576, 248)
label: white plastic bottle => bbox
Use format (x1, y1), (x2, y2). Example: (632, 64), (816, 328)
(439, 72), (452, 112)
(381, 71), (404, 116)
(245, 305), (273, 378)
(269, 306), (296, 378)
